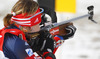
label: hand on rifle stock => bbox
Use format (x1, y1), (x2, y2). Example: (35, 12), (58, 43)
(57, 22), (76, 39)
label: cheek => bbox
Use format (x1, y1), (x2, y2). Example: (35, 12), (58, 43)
(32, 27), (40, 32)
(31, 25), (40, 32)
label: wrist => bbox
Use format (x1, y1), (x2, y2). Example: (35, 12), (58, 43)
(55, 35), (63, 40)
(54, 35), (64, 41)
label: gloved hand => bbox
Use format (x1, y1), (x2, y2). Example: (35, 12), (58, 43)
(62, 25), (76, 39)
(43, 52), (56, 59)
(39, 30), (51, 39)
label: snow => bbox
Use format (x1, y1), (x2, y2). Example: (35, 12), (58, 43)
(0, 0), (100, 59)
(55, 0), (100, 59)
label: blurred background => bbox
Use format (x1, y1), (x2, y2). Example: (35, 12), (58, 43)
(0, 0), (100, 59)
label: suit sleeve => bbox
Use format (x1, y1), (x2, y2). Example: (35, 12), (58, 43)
(3, 33), (35, 59)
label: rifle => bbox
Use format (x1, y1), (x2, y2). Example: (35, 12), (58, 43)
(40, 5), (97, 36)
(27, 6), (97, 38)
(26, 6), (97, 59)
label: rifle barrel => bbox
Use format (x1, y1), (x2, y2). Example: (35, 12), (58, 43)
(54, 14), (90, 27)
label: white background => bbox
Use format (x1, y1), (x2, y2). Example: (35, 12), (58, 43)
(0, 0), (100, 59)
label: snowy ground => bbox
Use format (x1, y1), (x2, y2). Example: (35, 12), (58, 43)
(55, 19), (100, 59)
(0, 0), (100, 59)
(54, 0), (100, 59)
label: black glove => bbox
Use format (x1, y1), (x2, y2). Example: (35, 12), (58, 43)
(43, 52), (56, 59)
(39, 30), (52, 39)
(62, 25), (76, 39)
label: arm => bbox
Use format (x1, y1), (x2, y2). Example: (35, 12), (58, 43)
(53, 23), (76, 54)
(3, 33), (40, 59)
(28, 31), (56, 59)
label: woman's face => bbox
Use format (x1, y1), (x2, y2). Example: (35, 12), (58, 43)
(21, 24), (40, 33)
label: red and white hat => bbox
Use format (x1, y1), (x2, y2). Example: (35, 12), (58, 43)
(11, 8), (44, 27)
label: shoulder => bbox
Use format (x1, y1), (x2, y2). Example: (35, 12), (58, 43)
(4, 33), (18, 39)
(4, 33), (20, 44)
